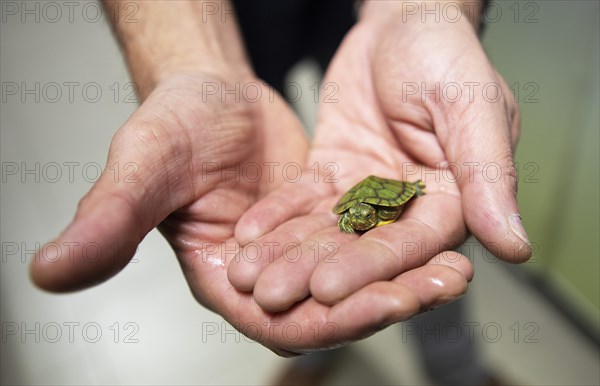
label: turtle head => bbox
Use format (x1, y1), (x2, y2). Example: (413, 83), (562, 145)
(349, 203), (377, 231)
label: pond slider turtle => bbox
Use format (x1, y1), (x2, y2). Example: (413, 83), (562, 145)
(333, 175), (426, 233)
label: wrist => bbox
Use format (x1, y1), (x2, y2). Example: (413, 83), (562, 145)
(358, 0), (485, 32)
(104, 0), (252, 99)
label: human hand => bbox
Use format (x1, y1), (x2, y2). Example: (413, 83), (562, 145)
(30, 0), (356, 356)
(230, 2), (531, 316)
(29, 70), (306, 288)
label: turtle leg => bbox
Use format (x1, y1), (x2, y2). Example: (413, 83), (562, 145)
(414, 180), (426, 196)
(338, 213), (355, 233)
(376, 206), (403, 227)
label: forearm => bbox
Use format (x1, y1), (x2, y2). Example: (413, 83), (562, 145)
(358, 0), (486, 32)
(103, 0), (251, 98)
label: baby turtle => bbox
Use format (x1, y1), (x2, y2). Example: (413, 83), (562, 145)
(333, 175), (426, 233)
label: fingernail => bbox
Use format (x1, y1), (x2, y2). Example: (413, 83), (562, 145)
(430, 293), (465, 310)
(509, 214), (530, 245)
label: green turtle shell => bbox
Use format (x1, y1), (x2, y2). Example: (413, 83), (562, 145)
(333, 175), (424, 214)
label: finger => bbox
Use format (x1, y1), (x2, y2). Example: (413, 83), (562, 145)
(182, 239), (451, 354)
(437, 80), (531, 263)
(178, 240), (359, 353)
(234, 177), (331, 245)
(198, 278), (437, 354)
(310, 190), (466, 305)
(227, 213), (336, 292)
(393, 252), (471, 310)
(30, 174), (165, 292)
(181, 247), (333, 354)
(253, 226), (356, 313)
(425, 250), (474, 282)
(30, 101), (195, 292)
(327, 253), (470, 340)
(325, 281), (420, 341)
(195, 258), (421, 353)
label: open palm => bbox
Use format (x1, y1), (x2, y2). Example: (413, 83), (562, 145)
(231, 16), (529, 328)
(227, 23), (475, 323)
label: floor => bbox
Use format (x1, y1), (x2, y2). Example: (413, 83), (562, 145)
(1, 1), (599, 385)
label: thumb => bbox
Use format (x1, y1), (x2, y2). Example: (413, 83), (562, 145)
(30, 123), (184, 292)
(30, 184), (147, 292)
(442, 101), (532, 263)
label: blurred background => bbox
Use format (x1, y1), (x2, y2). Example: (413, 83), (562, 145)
(1, 0), (598, 385)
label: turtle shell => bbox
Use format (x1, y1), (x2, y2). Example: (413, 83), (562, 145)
(333, 175), (421, 214)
